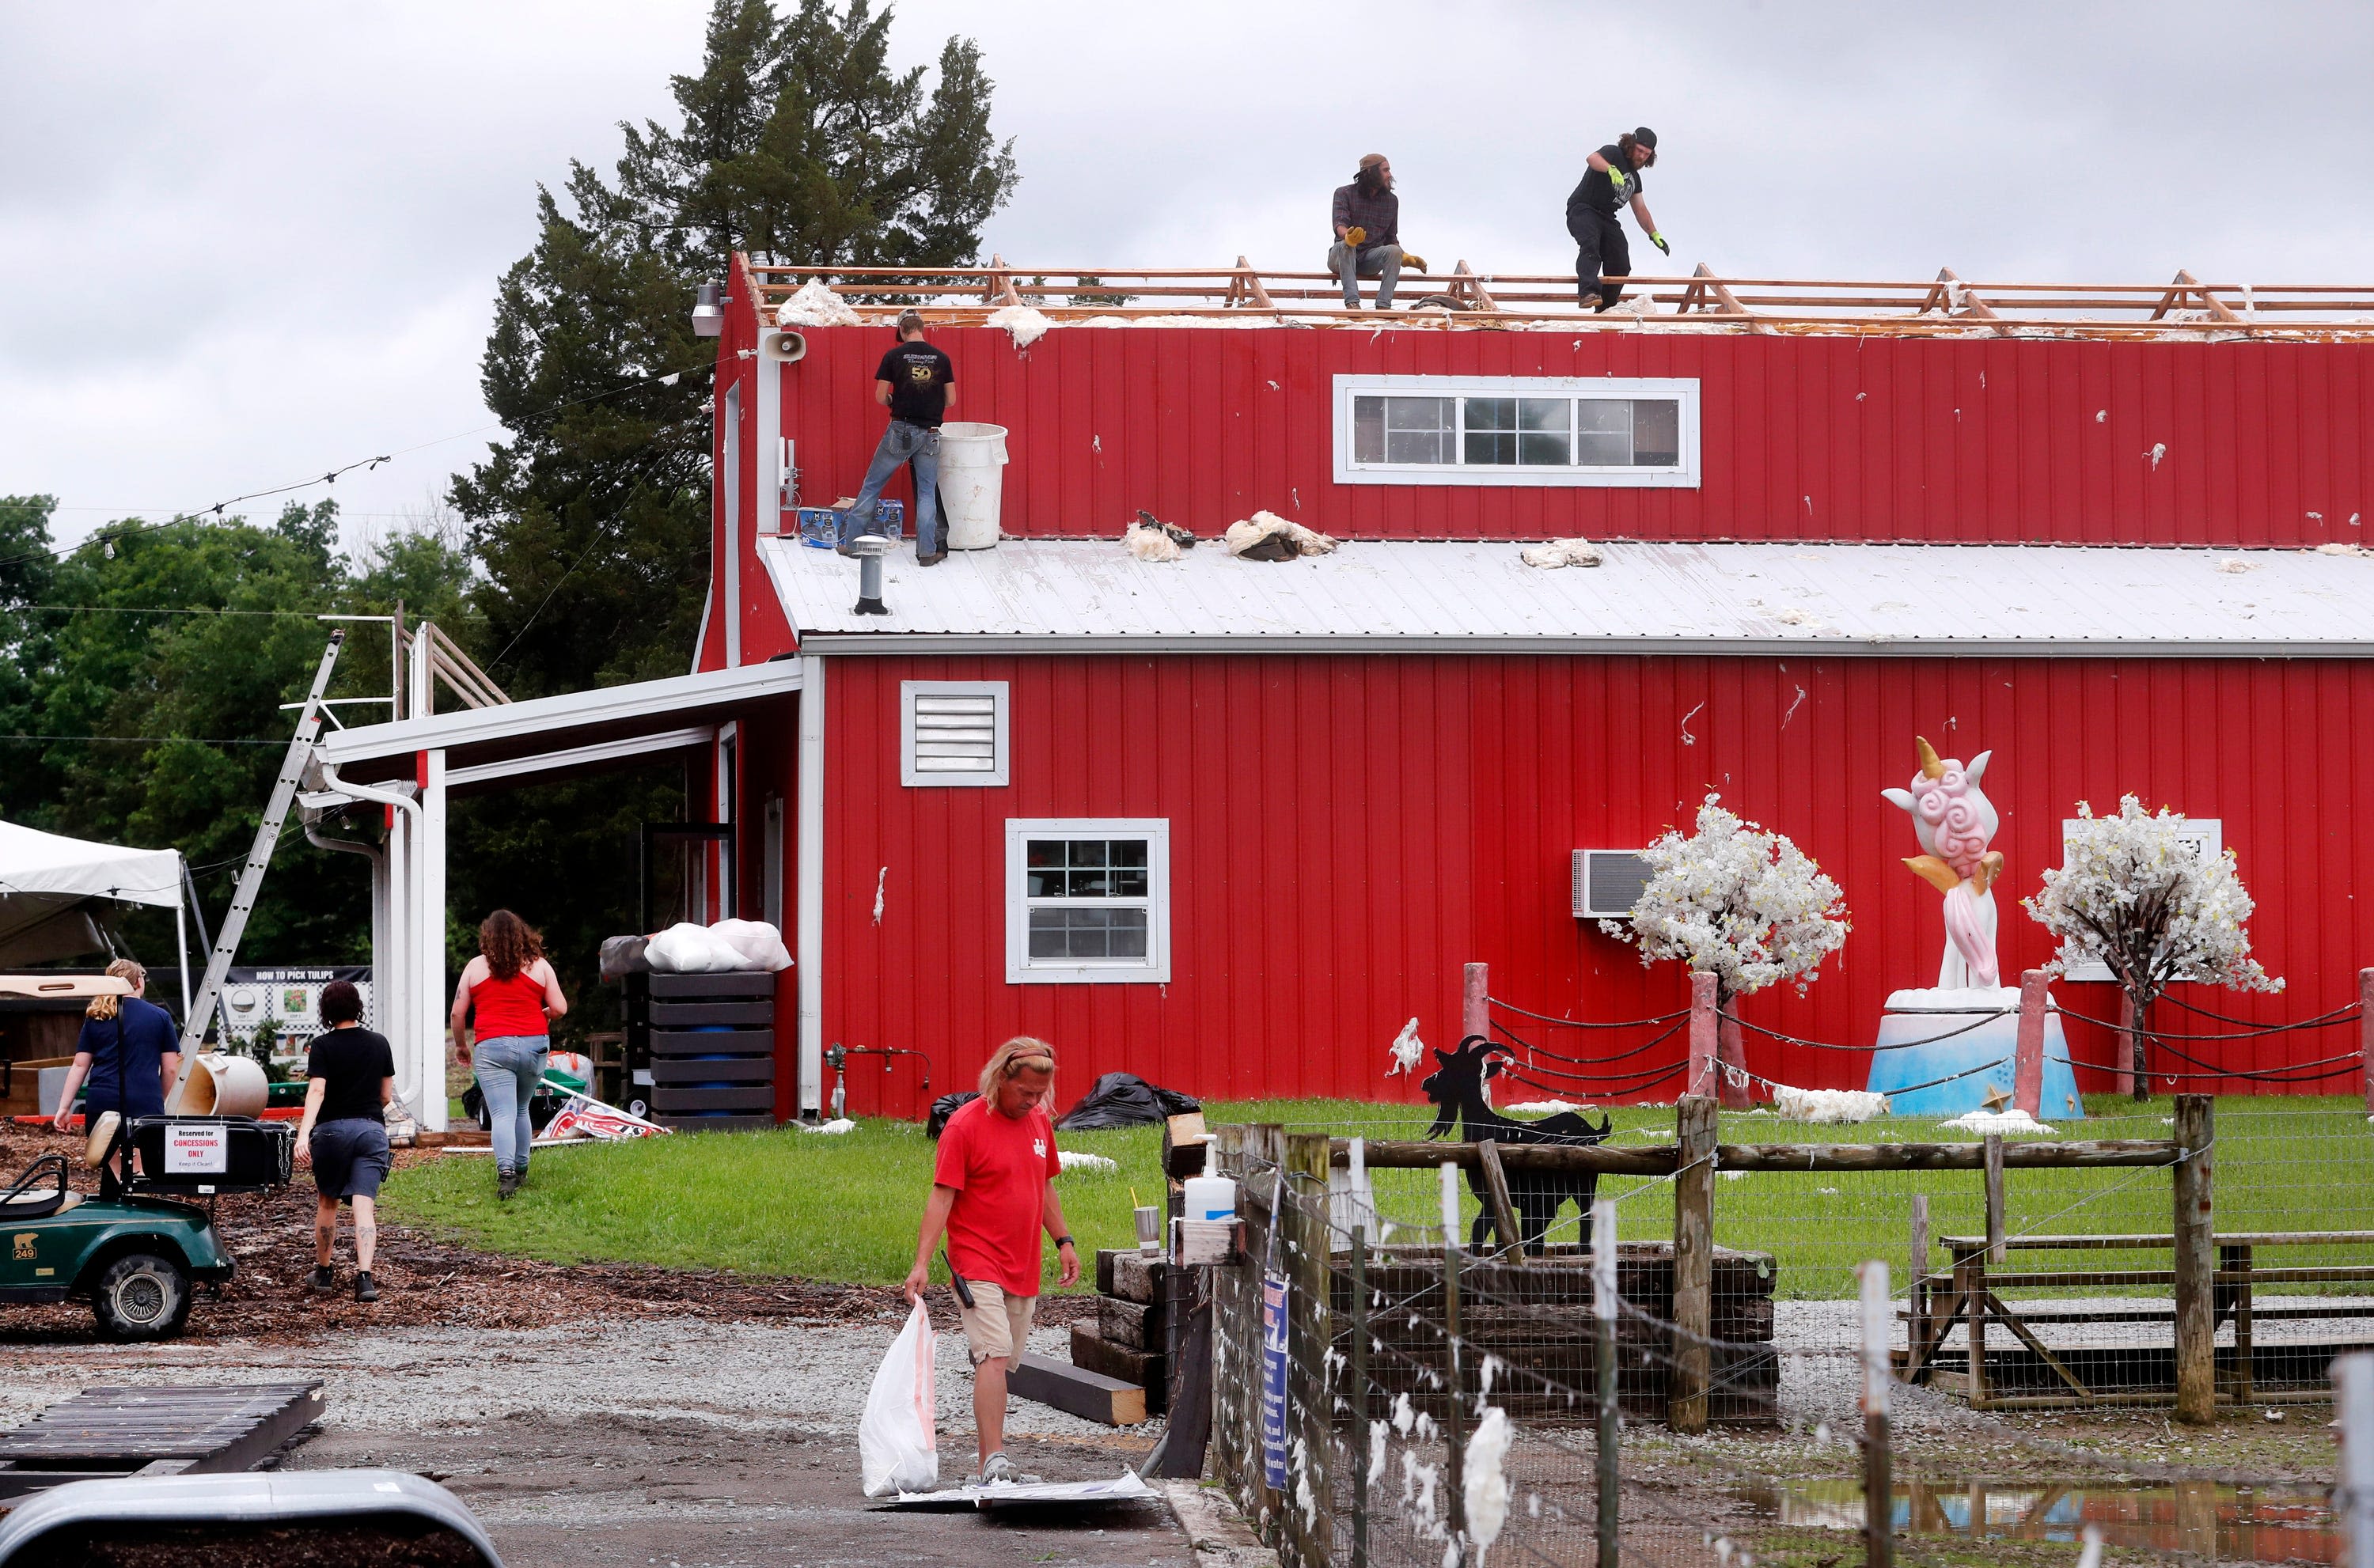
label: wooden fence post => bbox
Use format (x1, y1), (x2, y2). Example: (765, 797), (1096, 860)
(1669, 1095), (1717, 1434)
(1463, 962), (1489, 1045)
(1349, 1222), (1371, 1568)
(1439, 1163), (1470, 1555)
(1252, 1124), (1287, 1542)
(1860, 1261), (1894, 1568)
(1593, 1196), (1620, 1568)
(1983, 1134), (2007, 1266)
(1210, 1124), (1248, 1500)
(2014, 970), (2049, 1117)
(2336, 1354), (2374, 1568)
(2174, 1094), (2216, 1425)
(1909, 1195), (1932, 1353)
(2361, 970), (2374, 1118)
(1687, 973), (1720, 1101)
(1716, 1003), (1753, 1109)
(2115, 990), (2138, 1099)
(1286, 1131), (1336, 1568)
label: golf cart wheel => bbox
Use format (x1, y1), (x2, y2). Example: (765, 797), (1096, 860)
(89, 1250), (192, 1341)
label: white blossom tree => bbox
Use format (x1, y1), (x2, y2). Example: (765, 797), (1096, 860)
(1603, 795), (1852, 1006)
(2024, 795), (2282, 1100)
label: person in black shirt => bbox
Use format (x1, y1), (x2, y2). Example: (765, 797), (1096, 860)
(843, 309), (957, 565)
(1565, 127), (1667, 311)
(292, 980), (395, 1303)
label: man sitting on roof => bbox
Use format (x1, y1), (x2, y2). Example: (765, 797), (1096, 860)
(1329, 154), (1406, 311)
(841, 309), (955, 568)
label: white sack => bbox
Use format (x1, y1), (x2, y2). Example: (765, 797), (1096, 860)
(710, 918), (793, 972)
(859, 1298), (939, 1497)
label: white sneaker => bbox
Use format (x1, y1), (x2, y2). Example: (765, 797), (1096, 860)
(975, 1452), (1014, 1486)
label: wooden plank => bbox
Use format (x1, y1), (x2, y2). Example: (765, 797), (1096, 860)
(645, 973), (776, 999)
(1285, 1131), (1334, 1568)
(1096, 1247), (1121, 1297)
(648, 1001), (775, 1027)
(1099, 1296), (1166, 1351)
(1475, 1140), (1523, 1256)
(1111, 1252), (1166, 1305)
(648, 1030), (774, 1057)
(650, 1086), (776, 1113)
(1909, 1194), (1932, 1362)
(1071, 1324), (1164, 1393)
(1667, 1096), (1716, 1434)
(1937, 1230), (2374, 1250)
(1331, 1138), (2180, 1175)
(1984, 1291), (2094, 1403)
(2172, 1095), (2215, 1424)
(654, 1113), (774, 1133)
(1011, 1352), (1145, 1426)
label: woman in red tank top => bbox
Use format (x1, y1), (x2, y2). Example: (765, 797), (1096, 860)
(449, 910), (567, 1198)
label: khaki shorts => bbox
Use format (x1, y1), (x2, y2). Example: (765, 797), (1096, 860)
(957, 1278), (1037, 1367)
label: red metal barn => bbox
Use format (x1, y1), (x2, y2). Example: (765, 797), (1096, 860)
(689, 262), (2374, 1119)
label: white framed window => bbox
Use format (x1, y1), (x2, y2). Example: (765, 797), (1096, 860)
(1333, 374), (1700, 487)
(902, 680), (1008, 787)
(2055, 818), (2221, 982)
(1006, 819), (1170, 984)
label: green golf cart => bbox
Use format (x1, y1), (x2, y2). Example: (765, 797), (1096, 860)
(0, 1112), (265, 1340)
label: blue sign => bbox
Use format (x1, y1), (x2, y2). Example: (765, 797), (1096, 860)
(1261, 1272), (1291, 1489)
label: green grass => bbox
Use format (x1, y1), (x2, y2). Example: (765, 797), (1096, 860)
(380, 1096), (2374, 1299)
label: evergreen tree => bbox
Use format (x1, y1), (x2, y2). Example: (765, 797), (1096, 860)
(454, 0), (1018, 696)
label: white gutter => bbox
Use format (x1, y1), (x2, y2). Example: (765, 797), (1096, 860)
(793, 633), (2374, 659)
(795, 653), (825, 1119)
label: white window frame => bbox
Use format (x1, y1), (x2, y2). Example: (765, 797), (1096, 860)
(2055, 817), (2221, 983)
(1333, 373), (1701, 487)
(902, 680), (1009, 787)
(1006, 818), (1171, 984)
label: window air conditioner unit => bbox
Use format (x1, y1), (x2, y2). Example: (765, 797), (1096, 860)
(1573, 850), (1652, 919)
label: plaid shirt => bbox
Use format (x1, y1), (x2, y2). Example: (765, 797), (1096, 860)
(1330, 183), (1399, 253)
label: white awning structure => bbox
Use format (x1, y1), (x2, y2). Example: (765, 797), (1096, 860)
(0, 820), (184, 907)
(304, 650), (803, 1130)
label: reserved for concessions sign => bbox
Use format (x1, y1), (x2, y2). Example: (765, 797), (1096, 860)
(165, 1123), (229, 1175)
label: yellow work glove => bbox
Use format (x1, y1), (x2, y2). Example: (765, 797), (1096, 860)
(1608, 166), (1629, 193)
(1343, 225), (1367, 246)
(1401, 252), (1428, 273)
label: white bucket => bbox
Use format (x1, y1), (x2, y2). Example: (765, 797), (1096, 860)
(169, 1053), (269, 1119)
(935, 422), (1008, 550)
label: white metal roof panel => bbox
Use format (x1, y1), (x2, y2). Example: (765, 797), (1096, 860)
(759, 536), (2374, 656)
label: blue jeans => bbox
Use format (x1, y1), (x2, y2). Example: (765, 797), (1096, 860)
(846, 420), (941, 554)
(474, 1035), (548, 1175)
(1328, 241), (1402, 307)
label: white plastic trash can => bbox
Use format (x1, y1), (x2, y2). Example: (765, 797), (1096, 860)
(935, 422), (1008, 550)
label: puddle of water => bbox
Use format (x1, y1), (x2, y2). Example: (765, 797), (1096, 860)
(1749, 1478), (2338, 1563)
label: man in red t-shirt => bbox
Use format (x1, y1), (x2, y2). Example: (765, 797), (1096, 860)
(905, 1036), (1079, 1484)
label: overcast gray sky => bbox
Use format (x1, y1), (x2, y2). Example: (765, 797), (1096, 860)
(4, 1), (2368, 553)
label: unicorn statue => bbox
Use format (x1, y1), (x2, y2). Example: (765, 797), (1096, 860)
(1880, 737), (2004, 991)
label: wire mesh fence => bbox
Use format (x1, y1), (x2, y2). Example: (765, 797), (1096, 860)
(1195, 1102), (2373, 1568)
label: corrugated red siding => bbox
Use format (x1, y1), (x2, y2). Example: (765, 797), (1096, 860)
(801, 652), (2372, 1117)
(767, 324), (2372, 549)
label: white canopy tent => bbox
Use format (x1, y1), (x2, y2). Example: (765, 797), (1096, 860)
(0, 819), (192, 1013)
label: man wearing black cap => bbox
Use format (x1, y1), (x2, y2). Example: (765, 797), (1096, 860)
(1566, 127), (1667, 312)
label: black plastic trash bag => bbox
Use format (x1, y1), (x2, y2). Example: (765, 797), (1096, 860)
(925, 1090), (980, 1139)
(1052, 1072), (1200, 1131)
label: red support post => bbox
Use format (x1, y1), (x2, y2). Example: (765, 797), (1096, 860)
(1716, 1007), (1752, 1108)
(2014, 968), (2049, 1117)
(1462, 962), (1489, 1046)
(2361, 968), (2374, 1116)
(1688, 971), (1720, 1100)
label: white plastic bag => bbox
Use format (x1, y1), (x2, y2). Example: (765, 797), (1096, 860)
(708, 918), (792, 972)
(859, 1298), (939, 1497)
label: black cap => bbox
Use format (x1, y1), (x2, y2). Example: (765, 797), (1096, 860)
(1634, 126), (1658, 150)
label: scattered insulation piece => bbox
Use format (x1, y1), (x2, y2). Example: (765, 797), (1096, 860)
(1519, 537), (1603, 569)
(1939, 1108), (2057, 1136)
(2316, 542), (2374, 559)
(1500, 1099), (1588, 1116)
(1225, 509), (1337, 560)
(1772, 1086), (1889, 1124)
(801, 1117), (859, 1135)
(1058, 1149), (1120, 1173)
(776, 281), (863, 328)
(1385, 1018), (1424, 1078)
(1124, 522), (1183, 562)
(2216, 556), (2256, 574)
(986, 303), (1052, 350)
(1462, 1407), (1514, 1549)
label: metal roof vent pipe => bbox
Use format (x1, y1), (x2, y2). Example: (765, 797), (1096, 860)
(691, 281), (724, 337)
(849, 534), (893, 615)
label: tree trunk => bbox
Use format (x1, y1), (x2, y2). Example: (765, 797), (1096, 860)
(2129, 991), (2152, 1102)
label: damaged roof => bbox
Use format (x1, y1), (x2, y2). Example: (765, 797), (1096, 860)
(760, 536), (2374, 657)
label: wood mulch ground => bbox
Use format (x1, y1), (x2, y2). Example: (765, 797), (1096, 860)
(0, 1123), (1094, 1345)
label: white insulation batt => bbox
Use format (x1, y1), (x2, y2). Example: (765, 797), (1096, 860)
(1772, 1085), (1890, 1124)
(985, 304), (1053, 349)
(1225, 511), (1337, 559)
(1519, 538), (1603, 569)
(1057, 1149), (1119, 1173)
(1124, 521), (1183, 562)
(776, 281), (863, 328)
(1940, 1108), (2058, 1136)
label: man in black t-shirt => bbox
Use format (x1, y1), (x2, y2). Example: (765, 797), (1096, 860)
(292, 980), (396, 1303)
(1564, 127), (1667, 311)
(842, 309), (957, 565)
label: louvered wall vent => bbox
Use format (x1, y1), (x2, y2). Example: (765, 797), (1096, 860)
(902, 681), (1008, 787)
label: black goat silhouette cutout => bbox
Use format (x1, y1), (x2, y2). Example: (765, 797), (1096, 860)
(1420, 1035), (1613, 1256)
